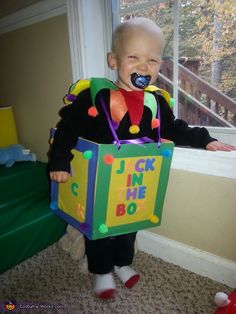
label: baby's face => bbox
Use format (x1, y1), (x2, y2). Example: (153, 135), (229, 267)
(109, 29), (163, 91)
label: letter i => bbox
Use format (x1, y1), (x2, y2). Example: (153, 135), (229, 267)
(126, 174), (132, 187)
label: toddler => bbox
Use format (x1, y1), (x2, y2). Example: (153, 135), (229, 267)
(49, 17), (235, 299)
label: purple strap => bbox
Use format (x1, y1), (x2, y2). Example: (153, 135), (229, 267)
(157, 98), (161, 148)
(117, 137), (154, 145)
(99, 93), (161, 149)
(99, 94), (121, 149)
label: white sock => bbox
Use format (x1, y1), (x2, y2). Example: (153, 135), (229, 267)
(94, 273), (116, 296)
(114, 265), (139, 285)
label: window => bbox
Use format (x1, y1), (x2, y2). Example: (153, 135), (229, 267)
(113, 0), (236, 176)
(115, 0), (236, 134)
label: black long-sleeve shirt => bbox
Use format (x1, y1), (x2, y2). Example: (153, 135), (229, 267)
(49, 87), (216, 172)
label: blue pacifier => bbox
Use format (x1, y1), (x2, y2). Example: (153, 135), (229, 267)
(131, 73), (151, 89)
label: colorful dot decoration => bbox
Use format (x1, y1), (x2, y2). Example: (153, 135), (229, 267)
(169, 98), (175, 108)
(83, 150), (93, 160)
(80, 223), (88, 231)
(67, 94), (77, 102)
(50, 201), (58, 210)
(149, 215), (159, 224)
(99, 224), (108, 234)
(88, 106), (98, 117)
(129, 125), (140, 134)
(103, 154), (114, 165)
(162, 149), (172, 158)
(151, 118), (160, 129)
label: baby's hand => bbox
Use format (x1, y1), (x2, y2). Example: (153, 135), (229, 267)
(50, 171), (70, 183)
(206, 141), (236, 152)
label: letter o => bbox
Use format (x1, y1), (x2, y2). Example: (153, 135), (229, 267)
(127, 202), (137, 215)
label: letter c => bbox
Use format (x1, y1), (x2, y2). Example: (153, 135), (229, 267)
(135, 159), (145, 172)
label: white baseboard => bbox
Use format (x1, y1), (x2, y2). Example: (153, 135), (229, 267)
(137, 231), (236, 288)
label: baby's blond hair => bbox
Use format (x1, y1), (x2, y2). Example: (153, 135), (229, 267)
(112, 17), (165, 54)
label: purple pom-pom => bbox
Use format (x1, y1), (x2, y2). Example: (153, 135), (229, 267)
(67, 94), (77, 102)
(80, 223), (89, 231)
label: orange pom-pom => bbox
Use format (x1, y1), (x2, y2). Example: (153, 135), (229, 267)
(103, 154), (114, 164)
(88, 106), (98, 117)
(151, 118), (160, 129)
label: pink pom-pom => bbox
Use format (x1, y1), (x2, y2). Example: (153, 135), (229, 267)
(88, 106), (98, 117)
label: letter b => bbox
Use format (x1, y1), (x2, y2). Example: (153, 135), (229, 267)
(116, 203), (126, 216)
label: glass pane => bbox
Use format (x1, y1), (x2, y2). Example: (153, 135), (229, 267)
(121, 0), (155, 8)
(178, 0), (236, 127)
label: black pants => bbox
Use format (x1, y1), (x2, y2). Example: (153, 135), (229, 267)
(84, 232), (137, 274)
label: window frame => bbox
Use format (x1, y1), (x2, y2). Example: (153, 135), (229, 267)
(112, 0), (236, 177)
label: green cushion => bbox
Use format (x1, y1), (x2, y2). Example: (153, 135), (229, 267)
(0, 162), (66, 273)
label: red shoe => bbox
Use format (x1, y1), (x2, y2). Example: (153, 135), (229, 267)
(97, 289), (117, 299)
(125, 273), (140, 288)
(214, 290), (236, 314)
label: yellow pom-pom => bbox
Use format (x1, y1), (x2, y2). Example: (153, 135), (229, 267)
(129, 125), (140, 134)
(149, 215), (159, 224)
(49, 138), (54, 145)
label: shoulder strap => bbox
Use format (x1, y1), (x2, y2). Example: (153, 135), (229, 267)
(63, 78), (118, 106)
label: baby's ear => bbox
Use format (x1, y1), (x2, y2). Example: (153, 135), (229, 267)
(107, 52), (118, 70)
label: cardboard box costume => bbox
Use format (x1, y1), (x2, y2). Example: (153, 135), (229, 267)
(50, 78), (174, 240)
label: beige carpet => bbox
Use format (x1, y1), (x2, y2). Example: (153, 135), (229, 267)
(0, 242), (231, 314)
